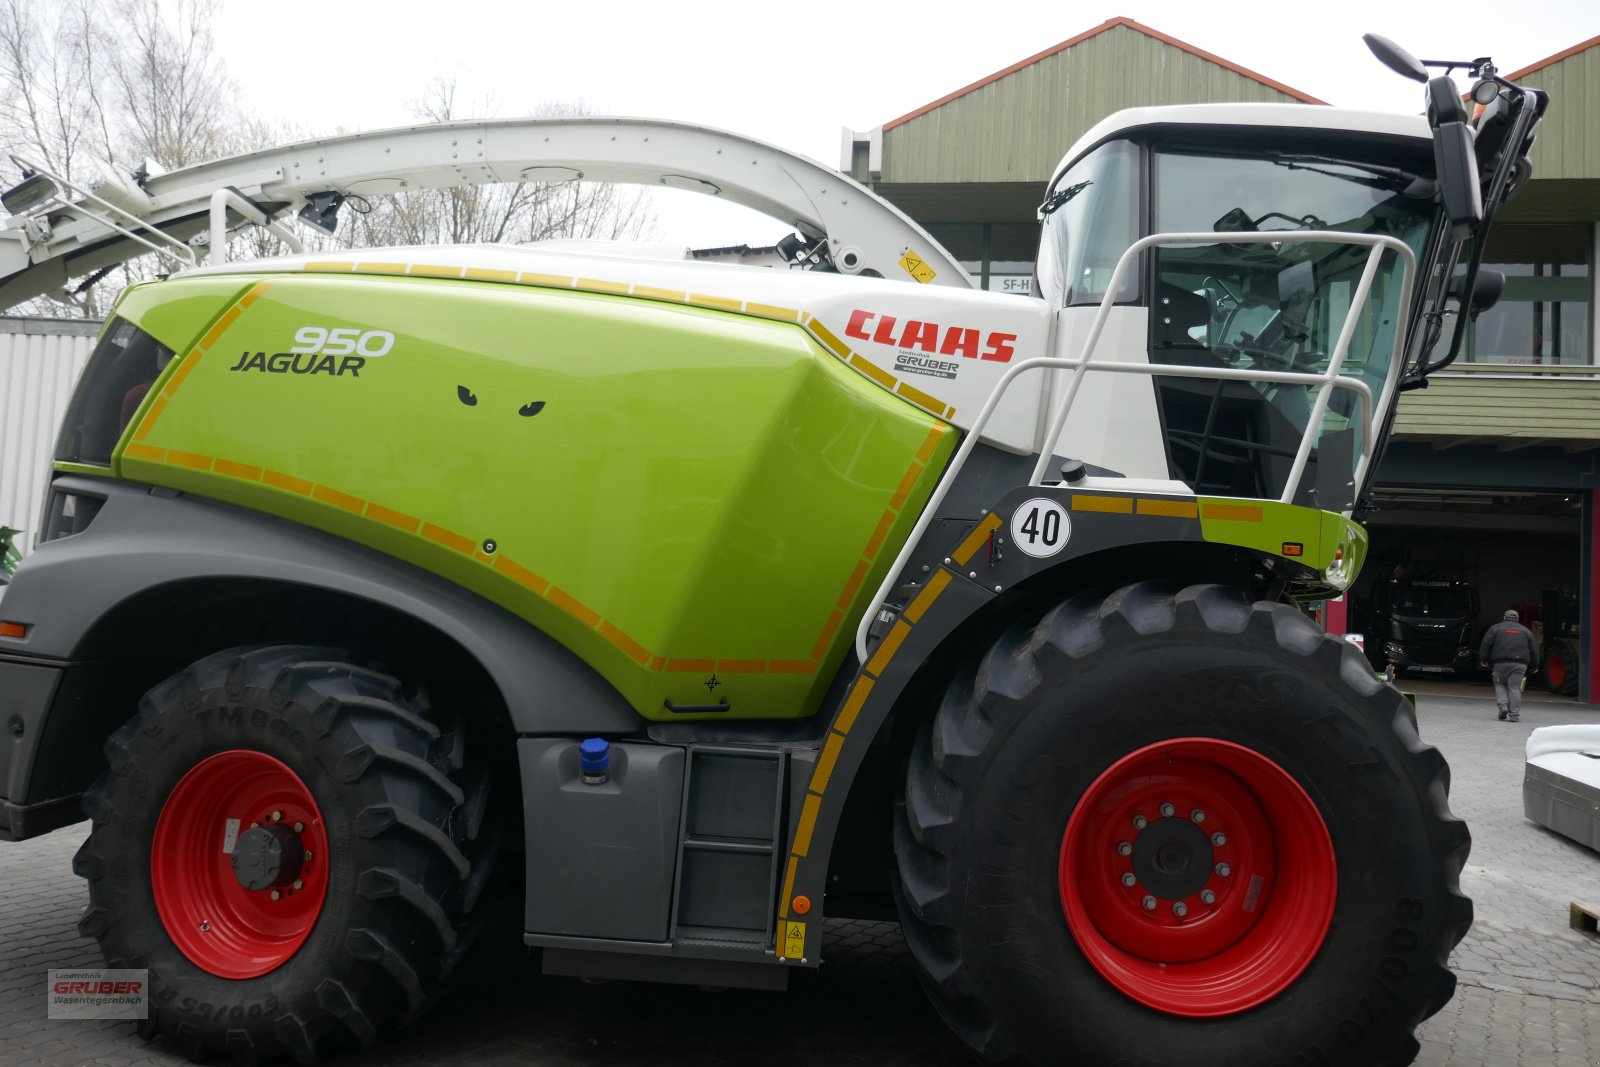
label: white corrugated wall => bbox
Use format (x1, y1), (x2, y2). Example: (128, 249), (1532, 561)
(0, 317), (102, 555)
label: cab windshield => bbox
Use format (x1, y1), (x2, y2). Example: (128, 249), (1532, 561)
(1146, 147), (1434, 510)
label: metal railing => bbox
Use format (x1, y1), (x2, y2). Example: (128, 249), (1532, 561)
(854, 230), (1416, 662)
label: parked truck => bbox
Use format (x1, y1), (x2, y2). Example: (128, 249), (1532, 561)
(0, 34), (1545, 1067)
(1365, 570), (1481, 677)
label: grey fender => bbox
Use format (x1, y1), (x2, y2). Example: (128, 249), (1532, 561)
(4, 474), (641, 734)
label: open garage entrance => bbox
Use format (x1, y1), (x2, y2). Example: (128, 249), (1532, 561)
(1346, 486), (1584, 700)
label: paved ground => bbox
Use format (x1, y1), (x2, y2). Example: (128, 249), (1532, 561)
(2, 682), (1597, 1067)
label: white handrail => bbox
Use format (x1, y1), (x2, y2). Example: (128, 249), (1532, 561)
(207, 188), (304, 265)
(8, 154), (197, 270)
(855, 229), (1416, 664)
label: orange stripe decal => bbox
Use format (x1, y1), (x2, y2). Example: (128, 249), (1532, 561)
(718, 659), (767, 674)
(777, 855), (800, 920)
(810, 611), (844, 662)
(809, 731), (846, 794)
(548, 587), (602, 629)
(746, 302), (801, 322)
(357, 262), (408, 275)
(863, 509), (897, 559)
(600, 622), (651, 667)
(792, 793), (823, 857)
(836, 560), (871, 611)
(809, 321), (851, 359)
(848, 354), (896, 390)
(132, 395), (168, 439)
(579, 278), (631, 295)
(313, 484), (364, 514)
(665, 658), (717, 674)
(768, 659), (815, 674)
(1202, 502), (1265, 522)
(915, 425), (947, 464)
(518, 272), (575, 289)
(123, 442), (165, 462)
(411, 263), (465, 279)
(904, 569), (952, 623)
(1137, 498), (1200, 518)
(835, 676), (874, 734)
(261, 469), (312, 495)
(464, 267), (517, 283)
(691, 293), (742, 312)
(633, 285), (687, 303)
(214, 458), (263, 481)
(167, 449), (212, 471)
(367, 502), (422, 534)
(890, 462), (924, 511)
(951, 512), (1002, 566)
(421, 522), (476, 555)
(865, 620), (912, 678)
(491, 554), (549, 594)
(1071, 494), (1134, 514)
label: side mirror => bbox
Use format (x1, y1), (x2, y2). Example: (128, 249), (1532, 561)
(1427, 77), (1483, 240)
(1467, 269), (1504, 319)
(1363, 34), (1428, 82)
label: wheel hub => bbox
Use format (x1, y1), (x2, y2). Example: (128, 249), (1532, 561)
(1129, 817), (1213, 901)
(1058, 737), (1337, 1017)
(150, 750), (329, 979)
(231, 824), (306, 891)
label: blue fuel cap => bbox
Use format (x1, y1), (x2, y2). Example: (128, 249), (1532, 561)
(579, 737), (610, 775)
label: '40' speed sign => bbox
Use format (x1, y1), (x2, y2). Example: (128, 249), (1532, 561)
(1008, 498), (1071, 558)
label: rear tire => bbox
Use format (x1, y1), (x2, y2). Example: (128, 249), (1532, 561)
(73, 645), (495, 1064)
(1544, 641), (1578, 696)
(893, 582), (1471, 1067)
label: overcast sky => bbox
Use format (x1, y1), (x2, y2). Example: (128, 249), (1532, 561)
(210, 0), (1595, 247)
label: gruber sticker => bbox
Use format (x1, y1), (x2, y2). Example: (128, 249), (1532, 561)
(1009, 498), (1071, 558)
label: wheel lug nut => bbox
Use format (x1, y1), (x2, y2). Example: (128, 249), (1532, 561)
(199, 920), (210, 932)
(1132, 815), (1147, 830)
(1191, 809), (1206, 823)
(1159, 802), (1175, 818)
(1211, 832), (1227, 847)
(303, 850), (313, 861)
(293, 879), (303, 890)
(1117, 841), (1132, 856)
(1173, 902), (1188, 918)
(250, 822), (259, 829)
(1201, 889), (1217, 905)
(271, 811), (282, 822)
(1122, 873), (1137, 887)
(293, 822), (304, 833)
(1216, 863), (1232, 877)
(270, 889), (281, 900)
(1142, 895), (1157, 911)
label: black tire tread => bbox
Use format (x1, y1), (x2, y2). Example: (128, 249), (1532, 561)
(895, 581), (1473, 1066)
(73, 643), (496, 1065)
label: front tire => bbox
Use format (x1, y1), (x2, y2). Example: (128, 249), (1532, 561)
(894, 582), (1471, 1067)
(74, 645), (494, 1063)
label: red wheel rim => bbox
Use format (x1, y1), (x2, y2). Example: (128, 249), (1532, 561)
(150, 750), (329, 978)
(1059, 738), (1336, 1017)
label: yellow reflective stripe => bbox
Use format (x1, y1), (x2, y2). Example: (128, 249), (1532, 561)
(1071, 494), (1133, 514)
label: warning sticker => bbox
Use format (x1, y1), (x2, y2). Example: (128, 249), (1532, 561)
(898, 250), (937, 285)
(783, 920), (806, 959)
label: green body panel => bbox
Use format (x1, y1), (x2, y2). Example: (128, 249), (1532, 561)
(1196, 496), (1368, 594)
(109, 273), (953, 720)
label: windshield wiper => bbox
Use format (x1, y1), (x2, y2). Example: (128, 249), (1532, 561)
(1039, 179), (1092, 217)
(1267, 153), (1431, 194)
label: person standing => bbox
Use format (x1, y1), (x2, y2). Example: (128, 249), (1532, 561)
(1478, 609), (1540, 722)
